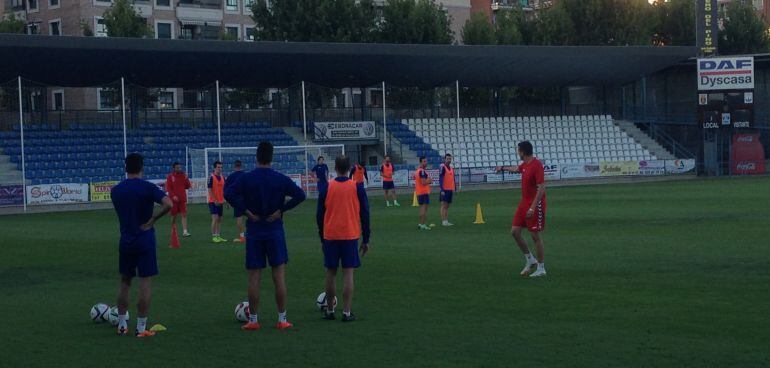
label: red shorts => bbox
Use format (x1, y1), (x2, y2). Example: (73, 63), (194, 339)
(512, 200), (546, 232)
(171, 199), (187, 216)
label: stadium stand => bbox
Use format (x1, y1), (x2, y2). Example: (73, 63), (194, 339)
(397, 115), (657, 167)
(0, 122), (301, 185)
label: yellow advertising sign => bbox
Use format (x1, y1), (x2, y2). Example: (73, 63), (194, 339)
(600, 161), (639, 177)
(90, 181), (119, 202)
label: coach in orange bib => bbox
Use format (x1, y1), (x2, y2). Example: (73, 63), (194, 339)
(317, 155), (371, 322)
(415, 156), (432, 231)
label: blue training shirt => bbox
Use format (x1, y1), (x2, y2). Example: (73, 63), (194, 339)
(224, 167), (307, 233)
(311, 164), (329, 184)
(111, 178), (166, 247)
(225, 170), (246, 191)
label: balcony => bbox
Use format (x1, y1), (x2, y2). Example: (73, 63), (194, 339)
(176, 1), (223, 27)
(177, 0), (222, 9)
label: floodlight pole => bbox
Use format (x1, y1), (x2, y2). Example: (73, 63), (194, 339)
(301, 81), (308, 142)
(215, 80), (222, 162)
(18, 76), (27, 212)
(455, 80), (462, 191)
(121, 77), (128, 178)
(382, 81), (387, 156)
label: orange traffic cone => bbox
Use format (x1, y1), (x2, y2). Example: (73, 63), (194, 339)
(169, 222), (181, 249)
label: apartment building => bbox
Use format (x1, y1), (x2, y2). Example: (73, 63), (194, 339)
(7, 0), (258, 111)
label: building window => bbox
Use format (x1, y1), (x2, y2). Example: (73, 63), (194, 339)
(27, 23), (39, 35)
(156, 22), (173, 39)
(97, 88), (119, 110)
(226, 0), (238, 12)
(52, 90), (64, 111)
(244, 26), (255, 41)
(226, 26), (239, 40)
(94, 17), (107, 37)
(49, 0), (59, 8)
(157, 90), (176, 109)
(243, 0), (253, 12)
(28, 0), (39, 11)
(49, 19), (61, 35)
(156, 0), (171, 7)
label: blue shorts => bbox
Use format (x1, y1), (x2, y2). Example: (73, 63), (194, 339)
(118, 232), (158, 278)
(245, 229), (288, 269)
(383, 181), (395, 190)
(418, 194), (430, 205)
(209, 203), (223, 217)
(440, 190), (453, 203)
(234, 208), (245, 218)
(323, 239), (361, 269)
(317, 181), (329, 193)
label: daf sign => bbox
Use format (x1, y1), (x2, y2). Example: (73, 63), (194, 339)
(697, 57), (754, 91)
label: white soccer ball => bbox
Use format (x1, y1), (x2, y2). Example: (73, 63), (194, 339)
(316, 292), (337, 311)
(90, 303), (110, 323)
(234, 301), (251, 322)
(107, 306), (129, 326)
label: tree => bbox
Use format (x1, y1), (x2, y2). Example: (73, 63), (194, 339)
(651, 0), (695, 46)
(102, 0), (153, 38)
(719, 1), (769, 55)
(379, 0), (454, 44)
(249, 0), (378, 42)
(80, 20), (94, 37)
(494, 8), (525, 45)
(534, 0), (654, 46)
(462, 12), (495, 45)
(532, 3), (575, 45)
(0, 14), (26, 34)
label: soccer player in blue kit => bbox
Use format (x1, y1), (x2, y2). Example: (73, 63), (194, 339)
(111, 153), (173, 337)
(225, 160), (247, 243)
(225, 142), (306, 331)
(311, 156), (330, 194)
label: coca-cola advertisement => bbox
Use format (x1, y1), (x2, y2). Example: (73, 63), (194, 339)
(731, 133), (766, 175)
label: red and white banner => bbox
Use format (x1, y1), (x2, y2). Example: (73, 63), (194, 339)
(731, 133), (766, 175)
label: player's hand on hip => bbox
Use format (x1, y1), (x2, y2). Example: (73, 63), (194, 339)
(526, 208), (534, 219)
(139, 221), (154, 231)
(360, 243), (369, 257)
(246, 211), (260, 222)
(172, 196), (179, 202)
(266, 209), (282, 222)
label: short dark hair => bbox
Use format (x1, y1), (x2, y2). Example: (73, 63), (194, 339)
(234, 160), (243, 168)
(419, 156), (426, 163)
(335, 155), (351, 174)
(172, 162), (180, 168)
(518, 141), (534, 156)
(384, 155), (390, 159)
(125, 153), (143, 174)
(444, 153), (452, 158)
(317, 155), (324, 161)
(257, 141), (274, 164)
(213, 161), (222, 168)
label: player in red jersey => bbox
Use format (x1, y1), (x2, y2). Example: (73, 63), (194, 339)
(165, 162), (192, 237)
(496, 141), (547, 277)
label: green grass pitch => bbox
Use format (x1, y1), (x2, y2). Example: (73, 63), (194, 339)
(1, 177), (769, 367)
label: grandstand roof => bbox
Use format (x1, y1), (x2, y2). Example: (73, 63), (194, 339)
(0, 34), (696, 89)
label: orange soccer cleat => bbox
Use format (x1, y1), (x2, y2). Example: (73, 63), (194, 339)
(276, 321), (293, 330)
(135, 330), (156, 338)
(241, 322), (261, 331)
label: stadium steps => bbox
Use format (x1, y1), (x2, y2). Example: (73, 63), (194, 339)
(283, 127), (311, 146)
(615, 120), (676, 160)
(0, 154), (24, 185)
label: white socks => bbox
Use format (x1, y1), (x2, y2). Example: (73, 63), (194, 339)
(249, 313), (258, 324)
(137, 317), (147, 333)
(118, 314), (128, 330)
(343, 311), (351, 317)
(525, 253), (538, 265)
(278, 311), (287, 323)
(240, 232), (245, 238)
